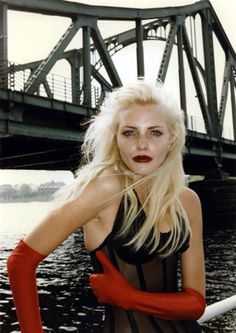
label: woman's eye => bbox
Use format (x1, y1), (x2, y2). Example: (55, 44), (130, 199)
(150, 130), (161, 136)
(122, 130), (135, 137)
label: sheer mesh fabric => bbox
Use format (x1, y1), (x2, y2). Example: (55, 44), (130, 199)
(90, 196), (202, 333)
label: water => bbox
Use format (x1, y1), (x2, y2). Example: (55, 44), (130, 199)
(0, 202), (235, 332)
(201, 227), (236, 333)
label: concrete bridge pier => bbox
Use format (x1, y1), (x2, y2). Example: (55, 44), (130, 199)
(189, 177), (236, 229)
(189, 141), (236, 229)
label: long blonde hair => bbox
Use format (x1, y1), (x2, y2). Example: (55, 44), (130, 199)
(57, 78), (191, 257)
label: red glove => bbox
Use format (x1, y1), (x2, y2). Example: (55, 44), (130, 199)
(7, 240), (46, 333)
(89, 251), (206, 321)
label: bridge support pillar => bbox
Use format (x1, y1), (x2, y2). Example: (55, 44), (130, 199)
(68, 54), (82, 105)
(136, 18), (144, 77)
(189, 178), (236, 229)
(83, 26), (92, 107)
(0, 3), (8, 88)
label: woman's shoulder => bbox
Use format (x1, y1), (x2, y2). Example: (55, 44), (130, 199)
(65, 168), (124, 215)
(179, 186), (202, 226)
(90, 168), (124, 197)
(179, 187), (201, 212)
(179, 186), (201, 207)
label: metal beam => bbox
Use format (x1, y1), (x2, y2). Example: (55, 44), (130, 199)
(210, 2), (236, 60)
(177, 23), (187, 115)
(201, 8), (219, 137)
(68, 53), (81, 105)
(182, 25), (213, 135)
(136, 18), (144, 78)
(25, 16), (87, 94)
(185, 145), (236, 160)
(82, 25), (92, 107)
(218, 60), (230, 131)
(0, 2), (8, 88)
(157, 21), (179, 82)
(2, 0), (211, 20)
(8, 121), (84, 142)
(90, 21), (122, 87)
(230, 66), (236, 141)
(43, 79), (53, 99)
(6, 158), (73, 170)
(91, 66), (112, 91)
(0, 88), (94, 116)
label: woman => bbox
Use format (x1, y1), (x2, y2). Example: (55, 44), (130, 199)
(7, 79), (206, 333)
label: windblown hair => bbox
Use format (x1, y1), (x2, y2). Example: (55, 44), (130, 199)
(56, 78), (191, 257)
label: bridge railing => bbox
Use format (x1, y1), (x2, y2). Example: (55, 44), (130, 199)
(186, 113), (235, 141)
(198, 294), (236, 324)
(0, 61), (101, 108)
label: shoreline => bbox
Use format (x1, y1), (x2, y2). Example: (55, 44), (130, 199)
(0, 195), (52, 203)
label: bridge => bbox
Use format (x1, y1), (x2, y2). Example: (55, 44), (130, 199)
(0, 0), (236, 325)
(0, 0), (235, 177)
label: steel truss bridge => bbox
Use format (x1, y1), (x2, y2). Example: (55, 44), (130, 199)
(0, 0), (235, 176)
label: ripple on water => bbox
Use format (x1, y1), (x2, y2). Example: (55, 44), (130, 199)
(58, 327), (78, 332)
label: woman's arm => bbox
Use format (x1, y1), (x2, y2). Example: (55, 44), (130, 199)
(90, 251), (206, 321)
(7, 173), (122, 333)
(179, 187), (206, 298)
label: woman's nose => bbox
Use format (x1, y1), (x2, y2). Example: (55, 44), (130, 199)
(136, 137), (148, 151)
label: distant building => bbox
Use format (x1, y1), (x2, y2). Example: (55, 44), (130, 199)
(0, 184), (17, 200)
(37, 181), (65, 196)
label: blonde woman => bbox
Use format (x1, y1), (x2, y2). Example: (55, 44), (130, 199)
(7, 79), (206, 333)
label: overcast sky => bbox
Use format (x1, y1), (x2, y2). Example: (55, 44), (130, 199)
(1, 0), (235, 185)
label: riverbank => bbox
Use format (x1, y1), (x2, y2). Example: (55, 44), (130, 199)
(0, 194), (52, 203)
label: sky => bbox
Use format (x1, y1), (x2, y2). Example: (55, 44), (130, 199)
(1, 0), (235, 185)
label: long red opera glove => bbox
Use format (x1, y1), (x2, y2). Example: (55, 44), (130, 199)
(89, 251), (206, 321)
(7, 240), (46, 333)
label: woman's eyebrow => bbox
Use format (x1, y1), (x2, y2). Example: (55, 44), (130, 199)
(148, 126), (164, 129)
(121, 125), (164, 129)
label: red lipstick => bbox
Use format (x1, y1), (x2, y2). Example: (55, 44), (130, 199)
(133, 155), (153, 163)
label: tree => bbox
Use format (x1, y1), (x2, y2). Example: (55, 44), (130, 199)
(19, 183), (32, 198)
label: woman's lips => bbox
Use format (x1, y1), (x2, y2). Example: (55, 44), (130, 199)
(133, 155), (153, 163)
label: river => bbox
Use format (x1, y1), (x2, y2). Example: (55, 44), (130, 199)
(0, 201), (235, 332)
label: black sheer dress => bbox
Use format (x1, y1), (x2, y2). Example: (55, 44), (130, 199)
(90, 195), (202, 333)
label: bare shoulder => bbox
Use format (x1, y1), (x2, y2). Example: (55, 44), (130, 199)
(179, 187), (202, 227)
(56, 168), (123, 227)
(179, 186), (201, 208)
(74, 168), (124, 210)
(91, 168), (124, 195)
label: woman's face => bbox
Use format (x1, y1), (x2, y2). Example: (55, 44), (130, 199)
(116, 103), (174, 179)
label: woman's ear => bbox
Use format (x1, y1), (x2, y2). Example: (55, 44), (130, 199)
(168, 133), (176, 150)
